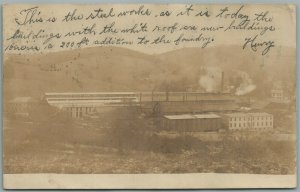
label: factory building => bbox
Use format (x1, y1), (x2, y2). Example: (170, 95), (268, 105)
(44, 92), (238, 118)
(7, 97), (38, 117)
(162, 114), (222, 132)
(139, 92), (238, 115)
(270, 81), (291, 103)
(44, 92), (139, 118)
(271, 89), (284, 100)
(223, 112), (273, 131)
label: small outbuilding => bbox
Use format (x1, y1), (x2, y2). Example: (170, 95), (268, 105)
(162, 113), (222, 132)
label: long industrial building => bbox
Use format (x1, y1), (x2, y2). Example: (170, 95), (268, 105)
(44, 92), (238, 117)
(45, 92), (139, 118)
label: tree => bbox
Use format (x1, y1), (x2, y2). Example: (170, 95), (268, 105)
(107, 106), (147, 153)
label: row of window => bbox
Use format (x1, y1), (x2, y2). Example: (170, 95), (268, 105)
(66, 107), (93, 113)
(230, 116), (272, 121)
(229, 121), (273, 128)
(230, 127), (273, 131)
(272, 93), (283, 96)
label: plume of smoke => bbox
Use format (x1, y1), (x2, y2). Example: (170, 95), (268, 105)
(236, 84), (256, 96)
(199, 66), (222, 92)
(235, 71), (256, 96)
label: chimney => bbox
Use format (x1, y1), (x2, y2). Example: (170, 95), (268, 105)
(221, 71), (224, 93)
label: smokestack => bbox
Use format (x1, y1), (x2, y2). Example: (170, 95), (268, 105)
(166, 85), (169, 101)
(166, 90), (169, 102)
(221, 71), (224, 93)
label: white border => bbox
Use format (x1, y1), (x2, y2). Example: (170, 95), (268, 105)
(3, 174), (297, 189)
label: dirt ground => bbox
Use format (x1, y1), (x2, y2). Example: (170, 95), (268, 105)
(3, 115), (296, 174)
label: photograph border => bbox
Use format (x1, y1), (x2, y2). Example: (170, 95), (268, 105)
(0, 0), (299, 191)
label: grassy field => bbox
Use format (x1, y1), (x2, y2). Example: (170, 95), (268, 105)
(3, 110), (296, 174)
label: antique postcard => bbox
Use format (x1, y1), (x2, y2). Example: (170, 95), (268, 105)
(2, 4), (297, 189)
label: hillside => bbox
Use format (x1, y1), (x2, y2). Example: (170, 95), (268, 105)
(3, 45), (295, 99)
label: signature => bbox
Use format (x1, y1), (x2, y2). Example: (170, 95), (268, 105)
(243, 35), (275, 55)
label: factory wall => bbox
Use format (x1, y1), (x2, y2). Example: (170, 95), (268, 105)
(63, 106), (94, 118)
(162, 116), (222, 132)
(159, 101), (238, 114)
(224, 113), (273, 131)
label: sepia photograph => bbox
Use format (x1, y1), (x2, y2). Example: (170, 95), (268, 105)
(3, 45), (296, 175)
(2, 3), (297, 189)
